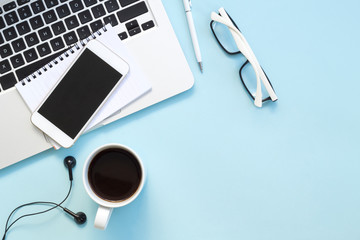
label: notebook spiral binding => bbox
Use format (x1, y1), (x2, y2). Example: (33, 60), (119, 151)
(21, 25), (108, 86)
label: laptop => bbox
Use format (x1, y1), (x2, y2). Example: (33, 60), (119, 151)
(0, 0), (194, 169)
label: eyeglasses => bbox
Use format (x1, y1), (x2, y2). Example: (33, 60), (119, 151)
(210, 8), (278, 107)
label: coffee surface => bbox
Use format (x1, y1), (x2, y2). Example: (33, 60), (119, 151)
(88, 148), (142, 202)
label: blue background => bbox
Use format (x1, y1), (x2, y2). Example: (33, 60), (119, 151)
(1, 0), (360, 239)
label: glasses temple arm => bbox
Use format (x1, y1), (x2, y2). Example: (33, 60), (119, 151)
(212, 12), (263, 106)
(233, 33), (278, 102)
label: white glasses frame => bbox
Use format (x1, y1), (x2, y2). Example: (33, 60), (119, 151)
(211, 8), (278, 107)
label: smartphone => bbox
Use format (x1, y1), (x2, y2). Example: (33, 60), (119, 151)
(31, 40), (129, 148)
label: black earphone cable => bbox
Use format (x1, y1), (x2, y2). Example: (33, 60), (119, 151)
(2, 180), (72, 240)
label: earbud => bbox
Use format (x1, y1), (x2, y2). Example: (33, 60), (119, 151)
(63, 208), (87, 225)
(63, 156), (87, 225)
(64, 156), (76, 181)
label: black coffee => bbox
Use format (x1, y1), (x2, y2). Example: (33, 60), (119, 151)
(88, 148), (142, 202)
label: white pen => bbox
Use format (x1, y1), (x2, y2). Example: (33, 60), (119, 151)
(182, 0), (203, 72)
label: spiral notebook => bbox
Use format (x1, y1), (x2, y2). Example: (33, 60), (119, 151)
(15, 26), (152, 148)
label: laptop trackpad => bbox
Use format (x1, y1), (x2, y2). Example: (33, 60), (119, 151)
(0, 89), (52, 169)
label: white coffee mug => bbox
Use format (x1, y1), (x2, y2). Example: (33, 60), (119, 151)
(83, 144), (145, 230)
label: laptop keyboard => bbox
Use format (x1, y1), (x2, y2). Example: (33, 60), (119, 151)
(0, 0), (155, 92)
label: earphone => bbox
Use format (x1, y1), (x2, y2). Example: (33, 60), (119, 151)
(2, 156), (87, 240)
(63, 156), (87, 224)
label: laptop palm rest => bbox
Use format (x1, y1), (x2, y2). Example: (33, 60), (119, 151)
(0, 89), (52, 169)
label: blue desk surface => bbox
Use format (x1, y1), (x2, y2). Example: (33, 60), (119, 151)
(1, 0), (360, 239)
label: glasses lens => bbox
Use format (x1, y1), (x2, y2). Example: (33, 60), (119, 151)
(240, 62), (270, 101)
(212, 21), (239, 54)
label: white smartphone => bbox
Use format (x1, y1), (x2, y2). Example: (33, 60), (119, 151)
(31, 40), (129, 148)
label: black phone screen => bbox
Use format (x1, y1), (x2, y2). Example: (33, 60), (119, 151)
(38, 48), (123, 139)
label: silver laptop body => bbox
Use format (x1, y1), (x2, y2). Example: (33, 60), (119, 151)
(0, 0), (194, 169)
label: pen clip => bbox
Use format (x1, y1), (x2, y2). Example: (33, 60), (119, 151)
(188, 0), (192, 9)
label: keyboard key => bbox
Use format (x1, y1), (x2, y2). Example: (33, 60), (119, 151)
(50, 37), (65, 51)
(141, 20), (154, 31)
(103, 14), (117, 27)
(43, 9), (57, 24)
(51, 21), (66, 35)
(3, 26), (18, 41)
(23, 48), (39, 63)
(117, 1), (148, 23)
(0, 7), (2, 15)
(69, 0), (84, 13)
(29, 15), (44, 30)
(0, 73), (17, 91)
(128, 26), (141, 36)
(119, 0), (139, 7)
(105, 0), (119, 13)
(60, 0), (69, 2)
(44, 0), (59, 8)
(37, 42), (52, 57)
(4, 11), (19, 25)
(84, 0), (97, 7)
(3, 2), (17, 12)
(56, 4), (71, 18)
(17, 0), (30, 6)
(78, 10), (93, 24)
(10, 54), (25, 68)
(65, 16), (79, 30)
(63, 31), (78, 45)
(118, 31), (127, 40)
(31, 1), (46, 14)
(17, 5), (32, 20)
(76, 25), (91, 39)
(0, 33), (4, 44)
(25, 32), (40, 47)
(0, 44), (13, 58)
(0, 17), (5, 29)
(90, 20), (103, 32)
(125, 19), (138, 31)
(16, 21), (31, 35)
(91, 4), (106, 18)
(11, 38), (26, 52)
(0, 60), (12, 74)
(38, 26), (53, 41)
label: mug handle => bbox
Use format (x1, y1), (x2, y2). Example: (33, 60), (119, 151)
(94, 205), (113, 230)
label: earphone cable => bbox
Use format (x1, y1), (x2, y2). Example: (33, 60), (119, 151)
(2, 180), (72, 240)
